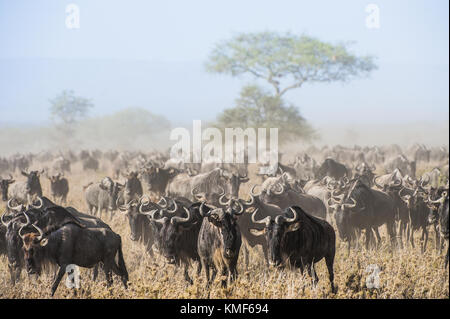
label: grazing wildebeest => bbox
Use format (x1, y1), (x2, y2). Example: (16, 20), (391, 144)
(329, 179), (397, 251)
(197, 202), (243, 287)
(0, 175), (15, 201)
(84, 177), (124, 220)
(9, 170), (43, 206)
(249, 206), (336, 293)
(19, 217), (128, 296)
(47, 173), (69, 205)
(147, 202), (203, 284)
(315, 158), (349, 180)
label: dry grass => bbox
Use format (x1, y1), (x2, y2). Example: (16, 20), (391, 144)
(0, 161), (448, 299)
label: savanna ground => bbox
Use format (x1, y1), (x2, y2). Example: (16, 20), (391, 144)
(0, 160), (448, 299)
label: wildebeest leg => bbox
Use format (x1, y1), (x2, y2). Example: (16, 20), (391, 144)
(51, 266), (67, 296)
(397, 220), (404, 249)
(242, 243), (249, 269)
(308, 263), (318, 288)
(184, 263), (193, 285)
(445, 244), (449, 268)
(325, 254), (336, 293)
(365, 228), (372, 250)
(201, 260), (210, 287)
(387, 221), (397, 250)
(221, 267), (228, 287)
(434, 225), (441, 252)
(262, 245), (269, 266)
(410, 228), (415, 248)
(373, 228), (382, 249)
(421, 228), (429, 253)
(196, 261), (202, 277)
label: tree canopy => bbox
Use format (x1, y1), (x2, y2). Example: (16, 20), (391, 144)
(49, 90), (94, 126)
(215, 85), (316, 141)
(206, 32), (377, 97)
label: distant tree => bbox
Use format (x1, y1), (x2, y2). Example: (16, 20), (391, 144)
(215, 85), (316, 142)
(49, 90), (94, 127)
(206, 32), (377, 97)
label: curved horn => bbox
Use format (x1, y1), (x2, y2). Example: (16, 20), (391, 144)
(199, 202), (210, 217)
(373, 176), (384, 189)
(271, 183), (285, 195)
(7, 199), (23, 212)
(231, 199), (244, 215)
(31, 197), (43, 209)
(219, 193), (231, 206)
(33, 222), (44, 241)
(171, 207), (191, 225)
(343, 197), (357, 209)
(275, 207), (298, 225)
(1, 212), (12, 227)
(139, 194), (151, 206)
(158, 196), (168, 208)
(166, 199), (178, 213)
(250, 184), (262, 197)
(250, 209), (271, 225)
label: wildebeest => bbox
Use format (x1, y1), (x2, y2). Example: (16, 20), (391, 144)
(385, 155), (416, 178)
(0, 175), (15, 201)
(82, 155), (99, 171)
(9, 170), (43, 206)
(249, 206), (336, 293)
(427, 191), (449, 267)
(47, 173), (69, 205)
(315, 158), (349, 180)
(399, 187), (430, 252)
(148, 201), (203, 284)
(51, 156), (71, 174)
(197, 202), (243, 287)
(19, 219), (128, 296)
(329, 179), (397, 251)
(84, 177), (124, 220)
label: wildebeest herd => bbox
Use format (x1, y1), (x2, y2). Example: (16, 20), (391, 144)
(0, 143), (448, 297)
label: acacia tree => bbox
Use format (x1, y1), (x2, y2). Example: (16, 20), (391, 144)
(206, 32), (377, 142)
(216, 85), (316, 141)
(206, 32), (377, 98)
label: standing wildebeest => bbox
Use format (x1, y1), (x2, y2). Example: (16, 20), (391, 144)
(315, 158), (349, 180)
(84, 177), (124, 220)
(249, 206), (336, 293)
(329, 179), (397, 251)
(0, 175), (15, 201)
(82, 155), (99, 172)
(385, 155), (416, 178)
(399, 187), (430, 252)
(51, 156), (71, 174)
(258, 182), (327, 220)
(147, 202), (203, 284)
(9, 170), (43, 206)
(47, 173), (69, 205)
(119, 171), (143, 205)
(428, 192), (449, 267)
(197, 202), (243, 287)
(19, 220), (128, 296)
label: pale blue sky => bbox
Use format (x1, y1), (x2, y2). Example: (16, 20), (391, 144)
(0, 0), (448, 126)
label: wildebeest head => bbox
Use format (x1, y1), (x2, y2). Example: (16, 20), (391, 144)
(19, 222), (47, 275)
(0, 175), (15, 201)
(200, 201), (243, 259)
(354, 162), (376, 188)
(221, 170), (249, 199)
(149, 205), (193, 264)
(249, 207), (299, 267)
(122, 171), (143, 199)
(21, 170), (43, 197)
(328, 196), (358, 241)
(425, 190), (448, 225)
(1, 212), (29, 284)
(47, 172), (63, 184)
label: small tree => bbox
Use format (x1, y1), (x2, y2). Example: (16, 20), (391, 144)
(215, 85), (316, 142)
(49, 90), (94, 127)
(206, 32), (377, 97)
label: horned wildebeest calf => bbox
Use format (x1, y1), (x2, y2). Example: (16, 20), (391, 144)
(19, 217), (128, 296)
(249, 206), (336, 293)
(47, 173), (69, 205)
(197, 202), (243, 287)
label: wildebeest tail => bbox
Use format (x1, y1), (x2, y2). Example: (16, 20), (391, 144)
(116, 237), (128, 281)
